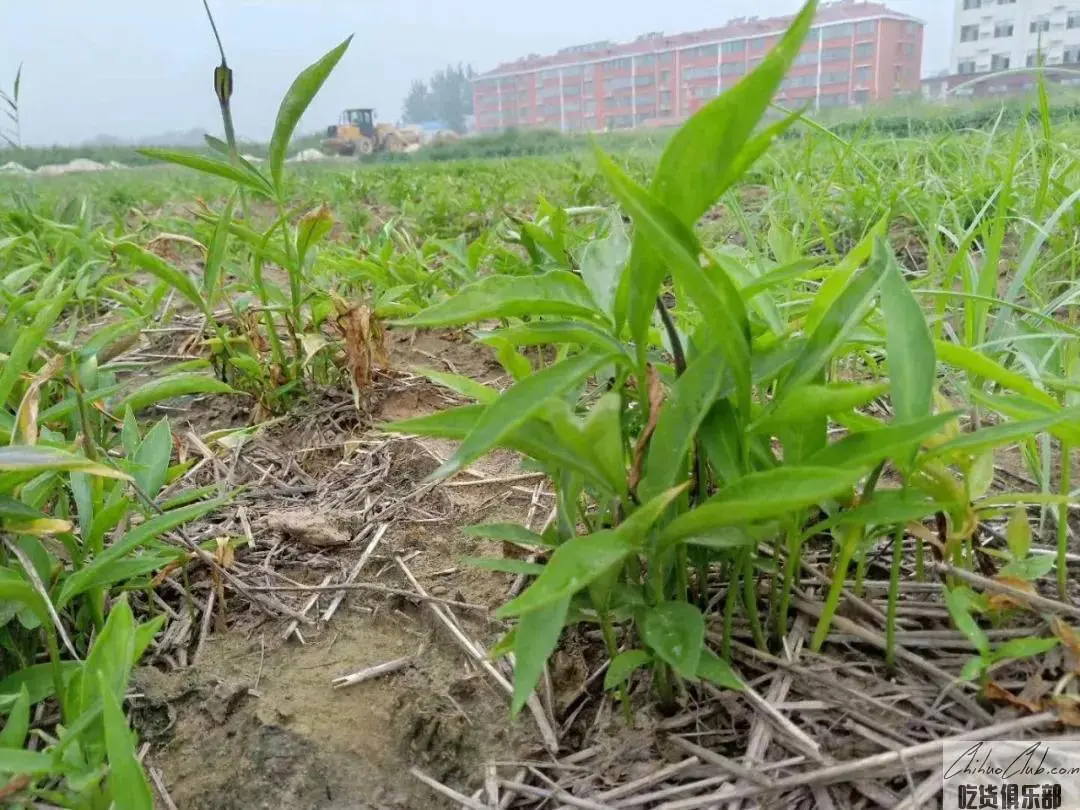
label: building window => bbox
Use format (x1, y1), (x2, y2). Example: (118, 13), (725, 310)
(563, 84), (580, 95)
(1065, 47), (1080, 64)
(994, 23), (1013, 38)
(855, 66), (872, 84)
(822, 23), (853, 38)
(658, 90), (672, 108)
(962, 0), (980, 8)
(960, 25), (979, 42)
(855, 21), (876, 36)
(602, 76), (632, 92)
(794, 51), (818, 66)
(958, 60), (977, 74)
(854, 89), (870, 104)
(634, 54), (656, 68)
(561, 66), (583, 78)
(1027, 51), (1042, 67)
(997, 0), (1015, 4)
(855, 42), (874, 60)
(720, 62), (745, 76)
(1069, 14), (1080, 29)
(822, 70), (850, 84)
(750, 37), (766, 51)
(821, 46), (851, 62)
(634, 73), (655, 86)
(1030, 19), (1050, 34)
(659, 70), (670, 83)
(659, 51), (675, 64)
(904, 22), (918, 35)
(899, 43), (916, 57)
(682, 65), (718, 80)
(991, 54), (1010, 70)
(583, 80), (593, 96)
(721, 40), (745, 54)
(602, 57), (632, 72)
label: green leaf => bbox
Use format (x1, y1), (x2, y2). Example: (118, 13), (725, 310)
(660, 467), (864, 548)
(999, 554), (1055, 581)
(0, 686), (30, 748)
(640, 342), (729, 503)
(0, 662), (78, 709)
(596, 151), (750, 416)
(880, 253), (935, 428)
(754, 382), (888, 435)
(510, 597), (569, 717)
(579, 210), (629, 322)
(991, 637), (1059, 662)
(0, 446), (129, 479)
(478, 321), (629, 361)
(696, 648), (744, 691)
(581, 392), (627, 496)
(432, 352), (611, 480)
(642, 601), (705, 680)
(58, 498), (227, 607)
(603, 650), (651, 690)
(807, 489), (953, 533)
(110, 242), (207, 314)
(1006, 506), (1032, 561)
(114, 373), (240, 415)
(391, 271), (602, 328)
(136, 148), (273, 195)
(131, 418), (172, 501)
(0, 748), (56, 775)
(937, 341), (1059, 411)
(0, 285), (73, 409)
(946, 587), (989, 657)
(463, 522), (553, 548)
(463, 557), (546, 576)
(618, 0), (818, 346)
(779, 247), (887, 398)
(806, 412), (958, 469)
(295, 204), (334, 268)
(99, 672), (153, 810)
(412, 367), (499, 404)
(269, 36), (353, 193)
(804, 215), (887, 334)
(203, 192), (237, 309)
(496, 530), (636, 618)
(0, 496), (49, 524)
(924, 407), (1080, 461)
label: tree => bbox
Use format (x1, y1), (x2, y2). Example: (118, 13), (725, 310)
(401, 63), (475, 133)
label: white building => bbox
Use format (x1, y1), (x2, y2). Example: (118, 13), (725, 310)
(950, 0), (1080, 75)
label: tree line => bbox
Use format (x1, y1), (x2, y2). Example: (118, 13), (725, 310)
(402, 63), (474, 133)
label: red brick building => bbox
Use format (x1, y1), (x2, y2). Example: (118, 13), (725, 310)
(471, 0), (924, 133)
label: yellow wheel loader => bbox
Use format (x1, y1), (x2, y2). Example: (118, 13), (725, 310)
(322, 108), (420, 156)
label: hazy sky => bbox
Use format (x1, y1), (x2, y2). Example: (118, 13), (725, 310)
(0, 0), (951, 147)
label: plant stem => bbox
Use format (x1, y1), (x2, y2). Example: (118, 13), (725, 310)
(1059, 440), (1071, 599)
(886, 526), (903, 668)
(722, 561), (738, 659)
(741, 550), (767, 651)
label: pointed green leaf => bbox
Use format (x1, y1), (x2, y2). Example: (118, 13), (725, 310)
(937, 341), (1059, 410)
(463, 522), (553, 548)
(0, 748), (56, 775)
(755, 382), (888, 435)
(203, 192), (237, 309)
(808, 412), (958, 469)
(136, 148), (273, 196)
(463, 557), (546, 576)
(111, 242), (207, 314)
(511, 597), (569, 717)
(779, 249), (888, 399)
(269, 36), (353, 192)
(696, 648), (744, 691)
(99, 672), (153, 810)
(924, 406), (1080, 461)
(114, 373), (240, 415)
(881, 254), (934, 426)
(433, 352), (611, 480)
(642, 601), (705, 680)
(660, 466), (863, 547)
(0, 686), (30, 749)
(999, 554), (1054, 581)
(391, 271), (602, 328)
(604, 650), (651, 691)
(496, 530), (636, 618)
(131, 418), (172, 501)
(991, 637), (1058, 662)
(478, 321), (629, 361)
(0, 447), (129, 479)
(412, 368), (498, 404)
(579, 210), (629, 322)
(596, 151), (750, 416)
(945, 588), (989, 657)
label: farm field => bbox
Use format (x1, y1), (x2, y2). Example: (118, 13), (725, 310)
(2, 6), (1080, 809)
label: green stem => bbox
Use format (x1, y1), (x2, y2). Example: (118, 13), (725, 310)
(1059, 440), (1071, 599)
(722, 562), (738, 659)
(742, 551), (766, 651)
(886, 527), (903, 669)
(777, 529), (800, 639)
(601, 612), (632, 723)
(810, 526), (860, 652)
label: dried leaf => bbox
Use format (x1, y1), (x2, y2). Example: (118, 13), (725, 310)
(1052, 696), (1080, 727)
(213, 536), (234, 569)
(12, 355), (64, 446)
(332, 298), (388, 407)
(629, 363), (663, 494)
(1051, 617), (1080, 674)
(986, 575), (1037, 612)
(984, 681), (1042, 714)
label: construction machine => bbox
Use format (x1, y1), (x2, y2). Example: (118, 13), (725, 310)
(322, 108), (420, 156)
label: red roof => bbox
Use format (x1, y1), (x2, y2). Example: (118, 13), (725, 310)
(477, 1), (921, 79)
